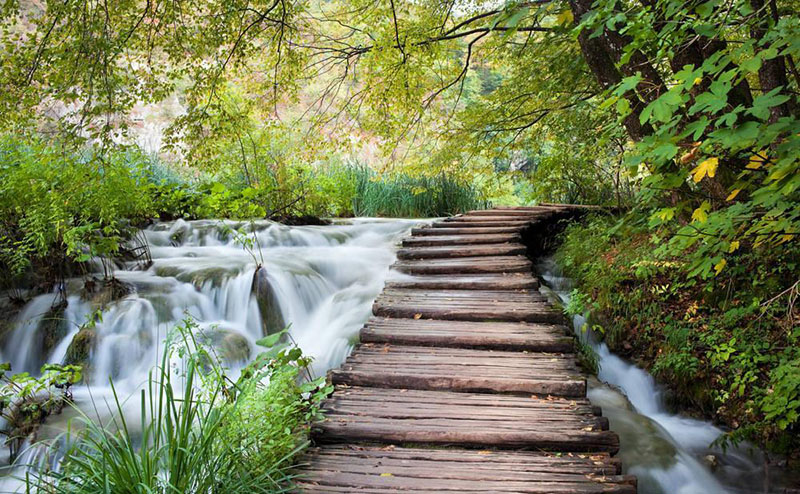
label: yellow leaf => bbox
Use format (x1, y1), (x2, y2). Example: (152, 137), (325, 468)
(380, 473), (394, 477)
(691, 157), (719, 183)
(747, 154), (767, 169)
(729, 241), (740, 253)
(691, 201), (710, 223)
(413, 313), (422, 320)
(714, 258), (727, 276)
(726, 188), (741, 201)
(556, 9), (574, 25)
(692, 77), (703, 86)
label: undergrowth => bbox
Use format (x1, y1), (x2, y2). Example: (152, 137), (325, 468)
(23, 320), (331, 493)
(556, 214), (800, 457)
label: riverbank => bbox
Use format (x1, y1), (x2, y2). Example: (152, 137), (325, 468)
(554, 214), (800, 478)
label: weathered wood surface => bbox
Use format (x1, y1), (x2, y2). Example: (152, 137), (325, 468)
(298, 205), (633, 493)
(373, 288), (562, 322)
(360, 317), (572, 351)
(394, 255), (532, 274)
(411, 226), (524, 235)
(402, 233), (521, 246)
(396, 242), (526, 259)
(299, 447), (636, 493)
(385, 273), (539, 290)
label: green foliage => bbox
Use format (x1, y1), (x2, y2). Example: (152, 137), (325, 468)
(0, 135), (160, 281)
(557, 214), (800, 453)
(0, 362), (82, 461)
(27, 317), (329, 493)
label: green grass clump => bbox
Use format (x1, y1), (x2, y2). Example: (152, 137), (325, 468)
(351, 166), (489, 218)
(26, 320), (330, 493)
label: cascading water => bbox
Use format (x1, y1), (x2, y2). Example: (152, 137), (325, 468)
(0, 218), (420, 490)
(537, 257), (789, 494)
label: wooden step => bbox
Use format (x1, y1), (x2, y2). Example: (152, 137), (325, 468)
(444, 215), (539, 223)
(402, 233), (521, 247)
(431, 219), (532, 228)
(397, 243), (526, 260)
(385, 273), (539, 290)
(360, 317), (573, 351)
(466, 209), (549, 217)
(297, 446), (635, 493)
(312, 387), (617, 451)
(394, 255), (532, 275)
(411, 226), (525, 235)
(330, 345), (584, 396)
(373, 288), (562, 322)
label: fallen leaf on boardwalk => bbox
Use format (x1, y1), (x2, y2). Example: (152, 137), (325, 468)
(477, 450), (492, 455)
(413, 313), (422, 319)
(380, 473), (393, 477)
(583, 426), (594, 431)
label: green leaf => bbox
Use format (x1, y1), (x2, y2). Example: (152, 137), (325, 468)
(256, 329), (288, 348)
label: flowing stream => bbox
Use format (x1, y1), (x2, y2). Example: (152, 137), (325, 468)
(0, 218), (419, 491)
(537, 257), (791, 494)
(0, 220), (793, 493)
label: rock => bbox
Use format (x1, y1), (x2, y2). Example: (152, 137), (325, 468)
(279, 215), (332, 226)
(179, 266), (234, 288)
(40, 299), (69, 364)
(220, 332), (251, 364)
(82, 277), (134, 308)
(252, 266), (286, 336)
(197, 328), (252, 365)
(65, 328), (97, 368)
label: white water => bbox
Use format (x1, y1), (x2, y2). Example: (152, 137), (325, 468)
(537, 258), (784, 494)
(0, 218), (420, 490)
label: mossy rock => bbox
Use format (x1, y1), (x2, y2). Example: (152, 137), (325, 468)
(220, 332), (251, 364)
(176, 266), (236, 288)
(40, 300), (69, 363)
(197, 329), (252, 365)
(81, 277), (134, 308)
(65, 328), (97, 367)
(252, 267), (286, 336)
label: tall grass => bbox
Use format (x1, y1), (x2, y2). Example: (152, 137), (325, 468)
(351, 167), (489, 218)
(25, 320), (327, 494)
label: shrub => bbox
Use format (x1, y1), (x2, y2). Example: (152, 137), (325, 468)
(556, 213), (800, 454)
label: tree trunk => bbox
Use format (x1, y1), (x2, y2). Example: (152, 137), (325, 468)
(569, 0), (652, 140)
(750, 0), (797, 121)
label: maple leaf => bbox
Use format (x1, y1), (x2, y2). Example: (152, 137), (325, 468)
(691, 157), (719, 183)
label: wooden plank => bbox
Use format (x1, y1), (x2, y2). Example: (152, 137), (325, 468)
(411, 226), (524, 235)
(402, 233), (521, 247)
(331, 345), (584, 396)
(373, 288), (562, 322)
(301, 445), (623, 475)
(360, 317), (572, 351)
(466, 209), (549, 217)
(397, 243), (526, 260)
(312, 388), (616, 452)
(393, 255), (532, 275)
(296, 447), (637, 493)
(431, 219), (532, 228)
(445, 215), (540, 223)
(385, 273), (539, 290)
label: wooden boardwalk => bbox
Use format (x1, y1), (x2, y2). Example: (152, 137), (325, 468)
(297, 206), (636, 493)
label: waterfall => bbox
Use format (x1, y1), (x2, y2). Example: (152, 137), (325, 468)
(0, 218), (419, 490)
